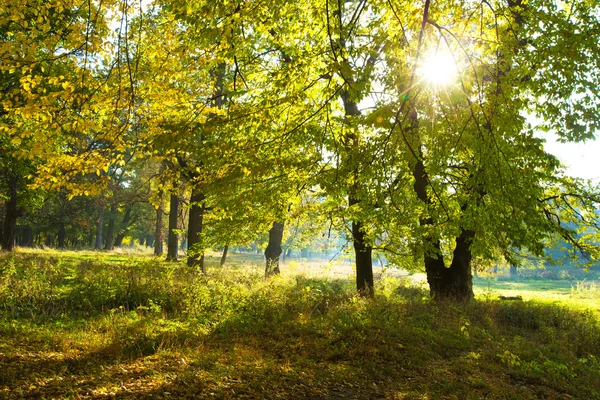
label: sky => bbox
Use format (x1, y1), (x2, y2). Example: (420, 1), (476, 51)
(541, 133), (600, 182)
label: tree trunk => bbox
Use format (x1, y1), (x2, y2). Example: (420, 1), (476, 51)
(114, 206), (133, 247)
(349, 194), (374, 296)
(220, 244), (229, 267)
(95, 205), (104, 250)
(1, 177), (20, 251)
(166, 193), (179, 261)
(187, 187), (205, 271)
(265, 222), (284, 276)
(0, 203), (4, 246)
(154, 193), (164, 256)
(22, 226), (34, 247)
(104, 204), (116, 250)
(146, 234), (154, 248)
(340, 78), (374, 296)
(510, 264), (518, 279)
(410, 105), (474, 300)
(87, 228), (94, 247)
(57, 222), (66, 248)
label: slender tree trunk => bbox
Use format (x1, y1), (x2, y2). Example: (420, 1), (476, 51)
(187, 187), (205, 271)
(1, 177), (20, 251)
(510, 264), (518, 279)
(57, 222), (66, 248)
(220, 244), (229, 267)
(341, 91), (374, 296)
(265, 222), (284, 276)
(155, 193), (164, 256)
(114, 206), (133, 247)
(0, 202), (4, 246)
(166, 193), (179, 261)
(104, 204), (116, 250)
(95, 205), (104, 250)
(22, 226), (34, 247)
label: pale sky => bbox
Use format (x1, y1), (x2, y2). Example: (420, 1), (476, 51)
(541, 133), (599, 182)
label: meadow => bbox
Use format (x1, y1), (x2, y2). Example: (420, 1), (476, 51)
(1, 249), (599, 399)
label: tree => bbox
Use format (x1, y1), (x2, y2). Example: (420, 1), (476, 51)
(379, 0), (600, 299)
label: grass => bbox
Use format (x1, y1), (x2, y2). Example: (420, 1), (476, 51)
(473, 277), (600, 315)
(1, 250), (599, 399)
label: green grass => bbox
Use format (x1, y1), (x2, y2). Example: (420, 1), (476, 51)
(1, 250), (599, 399)
(473, 277), (600, 315)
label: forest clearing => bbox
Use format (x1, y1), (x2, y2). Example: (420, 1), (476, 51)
(1, 249), (599, 399)
(3, 0), (600, 398)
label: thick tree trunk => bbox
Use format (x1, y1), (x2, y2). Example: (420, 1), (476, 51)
(220, 244), (228, 267)
(166, 193), (179, 261)
(95, 205), (104, 250)
(353, 220), (374, 295)
(104, 204), (116, 250)
(349, 194), (374, 295)
(113, 206), (133, 247)
(187, 187), (205, 271)
(265, 222), (284, 276)
(1, 177), (20, 251)
(154, 193), (164, 256)
(411, 107), (474, 300)
(447, 228), (475, 298)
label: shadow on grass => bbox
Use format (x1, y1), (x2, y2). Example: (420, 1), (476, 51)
(1, 274), (600, 399)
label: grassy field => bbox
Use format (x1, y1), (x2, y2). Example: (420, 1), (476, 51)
(1, 249), (599, 399)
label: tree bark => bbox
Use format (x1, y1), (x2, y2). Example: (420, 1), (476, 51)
(104, 204), (116, 250)
(351, 208), (374, 295)
(187, 187), (205, 271)
(166, 193), (179, 261)
(220, 243), (228, 267)
(409, 103), (474, 300)
(95, 205), (104, 250)
(1, 176), (21, 251)
(265, 222), (284, 276)
(113, 206), (133, 247)
(154, 193), (164, 256)
(340, 84), (374, 296)
(57, 222), (66, 248)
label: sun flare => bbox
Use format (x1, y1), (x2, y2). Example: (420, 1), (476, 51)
(419, 50), (458, 86)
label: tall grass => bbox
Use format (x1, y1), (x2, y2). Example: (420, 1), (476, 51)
(1, 252), (599, 399)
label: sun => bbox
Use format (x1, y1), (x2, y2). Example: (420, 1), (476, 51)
(418, 49), (458, 87)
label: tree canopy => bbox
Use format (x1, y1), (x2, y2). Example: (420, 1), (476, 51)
(2, 0), (600, 300)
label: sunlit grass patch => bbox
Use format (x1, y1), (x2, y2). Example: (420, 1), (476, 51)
(1, 252), (599, 399)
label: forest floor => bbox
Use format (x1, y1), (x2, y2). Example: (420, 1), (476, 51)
(1, 249), (599, 399)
